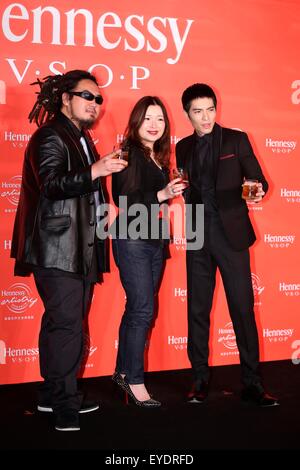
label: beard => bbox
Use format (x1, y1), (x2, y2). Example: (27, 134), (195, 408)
(67, 104), (98, 130)
(78, 117), (96, 129)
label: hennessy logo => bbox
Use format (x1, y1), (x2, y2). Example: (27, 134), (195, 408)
(2, 5), (194, 65)
(218, 322), (237, 350)
(280, 188), (300, 202)
(1, 283), (38, 314)
(174, 287), (187, 301)
(1, 176), (21, 206)
(265, 138), (296, 152)
(264, 234), (295, 248)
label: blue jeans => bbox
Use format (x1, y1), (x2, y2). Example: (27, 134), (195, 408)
(112, 239), (164, 384)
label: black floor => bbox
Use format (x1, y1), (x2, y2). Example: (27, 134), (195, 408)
(1, 360), (299, 462)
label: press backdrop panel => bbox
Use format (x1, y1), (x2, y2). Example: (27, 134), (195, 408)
(0, 0), (299, 384)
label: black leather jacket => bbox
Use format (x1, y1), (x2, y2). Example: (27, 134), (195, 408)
(11, 112), (107, 276)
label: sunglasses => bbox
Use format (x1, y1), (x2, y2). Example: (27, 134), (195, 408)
(68, 90), (103, 105)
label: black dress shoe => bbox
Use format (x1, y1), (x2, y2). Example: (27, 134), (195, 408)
(187, 382), (209, 404)
(241, 385), (279, 407)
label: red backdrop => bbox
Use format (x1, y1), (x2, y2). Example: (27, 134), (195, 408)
(0, 0), (299, 384)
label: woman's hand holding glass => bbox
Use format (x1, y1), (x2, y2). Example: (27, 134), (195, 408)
(172, 167), (189, 185)
(157, 168), (188, 202)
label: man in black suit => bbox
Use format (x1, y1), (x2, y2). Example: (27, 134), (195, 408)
(176, 83), (279, 406)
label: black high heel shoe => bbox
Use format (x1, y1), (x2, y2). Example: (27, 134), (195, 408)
(112, 372), (161, 408)
(112, 371), (126, 388)
(112, 372), (127, 401)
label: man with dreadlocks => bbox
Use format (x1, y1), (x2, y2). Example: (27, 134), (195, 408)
(11, 69), (127, 431)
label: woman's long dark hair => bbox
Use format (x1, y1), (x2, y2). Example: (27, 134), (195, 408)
(28, 69), (98, 127)
(124, 96), (171, 168)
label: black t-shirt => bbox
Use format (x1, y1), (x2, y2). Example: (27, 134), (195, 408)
(112, 144), (169, 242)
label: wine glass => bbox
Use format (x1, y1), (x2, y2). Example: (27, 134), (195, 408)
(172, 167), (189, 186)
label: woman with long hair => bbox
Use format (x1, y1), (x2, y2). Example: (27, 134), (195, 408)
(111, 96), (185, 407)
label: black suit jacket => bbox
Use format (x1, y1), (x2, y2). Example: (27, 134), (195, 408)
(11, 112), (107, 276)
(176, 123), (268, 251)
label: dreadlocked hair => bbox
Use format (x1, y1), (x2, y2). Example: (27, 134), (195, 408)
(28, 74), (64, 127)
(28, 69), (99, 127)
